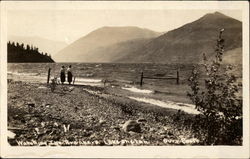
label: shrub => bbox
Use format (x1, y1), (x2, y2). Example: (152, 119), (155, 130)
(187, 29), (242, 145)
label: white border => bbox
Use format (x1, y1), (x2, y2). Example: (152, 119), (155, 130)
(0, 1), (249, 158)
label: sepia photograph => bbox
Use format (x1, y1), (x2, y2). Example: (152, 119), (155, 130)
(0, 1), (249, 158)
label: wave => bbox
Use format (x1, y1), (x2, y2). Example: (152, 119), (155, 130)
(128, 96), (200, 114)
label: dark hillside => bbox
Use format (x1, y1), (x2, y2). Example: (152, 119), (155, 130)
(7, 41), (54, 63)
(8, 35), (67, 56)
(115, 12), (242, 64)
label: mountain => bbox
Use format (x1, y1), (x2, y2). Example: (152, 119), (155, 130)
(115, 12), (242, 64)
(222, 47), (242, 64)
(8, 35), (67, 57)
(84, 38), (152, 62)
(54, 26), (161, 62)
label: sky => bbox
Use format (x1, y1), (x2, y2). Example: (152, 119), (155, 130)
(7, 9), (242, 44)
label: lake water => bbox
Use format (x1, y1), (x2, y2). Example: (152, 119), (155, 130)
(7, 63), (193, 85)
(7, 63), (242, 114)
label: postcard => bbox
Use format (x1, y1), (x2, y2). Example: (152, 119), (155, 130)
(0, 1), (249, 158)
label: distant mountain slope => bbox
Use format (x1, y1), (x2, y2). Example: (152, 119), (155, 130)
(222, 47), (242, 64)
(7, 42), (54, 63)
(115, 12), (242, 64)
(54, 26), (161, 62)
(8, 35), (67, 57)
(86, 38), (152, 62)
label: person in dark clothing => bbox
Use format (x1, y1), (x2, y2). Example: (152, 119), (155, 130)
(67, 65), (73, 85)
(60, 66), (66, 84)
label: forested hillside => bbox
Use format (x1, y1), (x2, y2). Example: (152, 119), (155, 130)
(7, 41), (54, 63)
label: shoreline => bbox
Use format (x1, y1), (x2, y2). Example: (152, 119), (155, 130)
(7, 78), (201, 146)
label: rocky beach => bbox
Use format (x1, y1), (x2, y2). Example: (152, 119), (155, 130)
(7, 77), (201, 146)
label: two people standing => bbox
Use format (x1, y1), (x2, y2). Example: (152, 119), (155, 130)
(60, 65), (73, 85)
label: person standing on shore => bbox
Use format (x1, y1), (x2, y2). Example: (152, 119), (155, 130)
(60, 66), (66, 84)
(67, 65), (73, 85)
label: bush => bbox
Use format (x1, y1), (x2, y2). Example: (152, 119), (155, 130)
(187, 29), (242, 145)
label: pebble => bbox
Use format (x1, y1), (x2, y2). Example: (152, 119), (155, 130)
(27, 103), (35, 107)
(34, 128), (40, 134)
(69, 87), (74, 92)
(53, 122), (59, 127)
(159, 130), (166, 135)
(137, 118), (147, 123)
(99, 119), (106, 125)
(122, 120), (141, 133)
(38, 86), (47, 89)
(149, 128), (156, 132)
(111, 126), (120, 131)
(168, 131), (174, 136)
(41, 122), (45, 127)
(163, 126), (170, 131)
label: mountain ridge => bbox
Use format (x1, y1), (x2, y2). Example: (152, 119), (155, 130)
(115, 12), (242, 64)
(54, 26), (162, 62)
(55, 12), (242, 64)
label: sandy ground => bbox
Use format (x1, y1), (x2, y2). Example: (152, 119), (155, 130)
(7, 77), (201, 146)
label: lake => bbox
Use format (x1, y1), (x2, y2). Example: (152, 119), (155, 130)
(7, 62), (242, 111)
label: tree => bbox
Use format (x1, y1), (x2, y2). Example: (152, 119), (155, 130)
(26, 44), (30, 51)
(187, 29), (242, 145)
(11, 42), (16, 47)
(20, 43), (24, 50)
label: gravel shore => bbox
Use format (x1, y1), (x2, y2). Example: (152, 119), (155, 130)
(8, 80), (201, 146)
